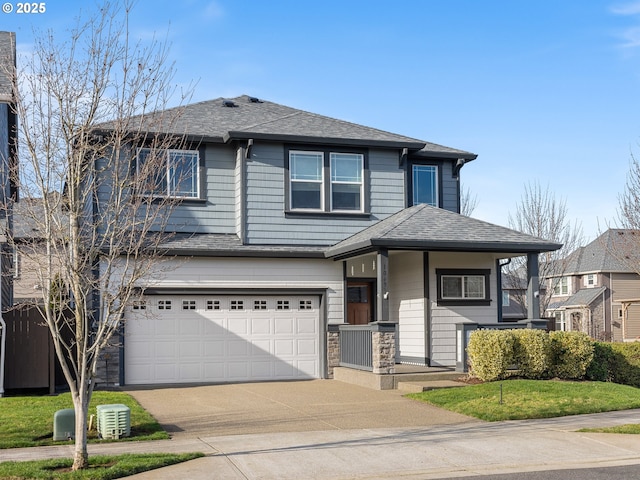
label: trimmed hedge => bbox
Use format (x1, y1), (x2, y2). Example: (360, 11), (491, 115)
(468, 329), (594, 382)
(548, 331), (594, 379)
(467, 329), (516, 381)
(586, 342), (640, 387)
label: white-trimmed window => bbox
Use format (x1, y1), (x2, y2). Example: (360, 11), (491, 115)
(137, 148), (200, 198)
(436, 269), (491, 306)
(412, 164), (438, 207)
(288, 149), (364, 212)
(584, 274), (597, 288)
(553, 277), (569, 296)
(12, 246), (19, 279)
(555, 311), (566, 331)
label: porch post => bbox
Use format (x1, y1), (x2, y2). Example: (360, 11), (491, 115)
(377, 249), (389, 321)
(527, 252), (540, 319)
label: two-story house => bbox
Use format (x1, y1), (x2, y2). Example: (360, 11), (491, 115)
(547, 229), (640, 342)
(92, 95), (560, 386)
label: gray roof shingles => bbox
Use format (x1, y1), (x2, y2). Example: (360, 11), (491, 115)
(325, 204), (562, 258)
(564, 229), (636, 274)
(551, 286), (607, 309)
(97, 95), (477, 157)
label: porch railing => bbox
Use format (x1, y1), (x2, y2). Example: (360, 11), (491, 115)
(339, 325), (373, 371)
(338, 322), (397, 372)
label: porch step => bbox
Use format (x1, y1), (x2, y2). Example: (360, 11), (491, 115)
(397, 379), (467, 394)
(333, 366), (468, 391)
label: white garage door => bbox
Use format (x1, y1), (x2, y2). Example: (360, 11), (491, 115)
(124, 294), (321, 385)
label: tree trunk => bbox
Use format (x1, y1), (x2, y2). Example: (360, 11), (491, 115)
(71, 391), (89, 470)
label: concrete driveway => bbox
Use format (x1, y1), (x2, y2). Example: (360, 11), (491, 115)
(125, 379), (474, 437)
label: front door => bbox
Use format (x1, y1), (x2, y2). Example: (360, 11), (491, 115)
(347, 282), (373, 325)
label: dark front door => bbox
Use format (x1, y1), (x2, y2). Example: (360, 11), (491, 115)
(347, 282), (373, 325)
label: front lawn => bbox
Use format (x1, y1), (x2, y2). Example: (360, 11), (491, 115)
(0, 391), (169, 449)
(407, 380), (640, 422)
(0, 453), (204, 479)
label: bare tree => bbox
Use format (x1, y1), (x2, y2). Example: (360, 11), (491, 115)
(8, 1), (190, 470)
(506, 181), (583, 318)
(460, 184), (478, 216)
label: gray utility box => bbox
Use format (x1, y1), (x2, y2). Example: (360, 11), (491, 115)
(53, 408), (75, 441)
(96, 404), (131, 439)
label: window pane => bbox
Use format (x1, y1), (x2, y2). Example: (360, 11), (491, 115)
(331, 153), (362, 182)
(332, 183), (361, 211)
(291, 152), (323, 180)
(169, 151), (198, 197)
(291, 182), (322, 209)
(137, 148), (167, 195)
(442, 276), (462, 298)
(465, 276), (485, 298)
(412, 165), (437, 206)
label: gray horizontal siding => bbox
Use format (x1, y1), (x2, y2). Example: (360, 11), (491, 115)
(244, 144), (406, 245)
(164, 144), (237, 233)
(440, 161), (458, 213)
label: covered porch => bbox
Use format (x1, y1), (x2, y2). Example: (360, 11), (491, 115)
(324, 204), (561, 385)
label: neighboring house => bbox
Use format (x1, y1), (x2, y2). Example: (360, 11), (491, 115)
(546, 229), (640, 342)
(0, 31), (18, 396)
(500, 271), (527, 321)
(90, 95), (561, 386)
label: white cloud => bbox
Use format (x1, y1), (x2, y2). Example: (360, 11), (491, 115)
(611, 1), (640, 15)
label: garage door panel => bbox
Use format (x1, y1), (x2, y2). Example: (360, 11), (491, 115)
(203, 340), (225, 356)
(297, 339), (317, 355)
(274, 339), (294, 356)
(125, 294), (321, 385)
(178, 363), (203, 381)
(179, 318), (202, 335)
(251, 317), (271, 334)
(297, 317), (318, 334)
(228, 317), (248, 335)
(228, 339), (249, 356)
(250, 339), (272, 356)
(274, 318), (294, 334)
(179, 341), (202, 358)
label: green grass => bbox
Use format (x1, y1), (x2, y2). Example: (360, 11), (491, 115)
(0, 453), (204, 479)
(579, 424), (640, 434)
(407, 380), (640, 422)
(0, 391), (169, 449)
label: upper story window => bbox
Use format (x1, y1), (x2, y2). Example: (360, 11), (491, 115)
(288, 149), (365, 213)
(137, 148), (200, 199)
(584, 274), (597, 288)
(411, 164), (438, 207)
(553, 277), (569, 296)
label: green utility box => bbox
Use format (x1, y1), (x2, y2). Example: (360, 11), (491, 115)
(53, 408), (75, 441)
(96, 404), (131, 439)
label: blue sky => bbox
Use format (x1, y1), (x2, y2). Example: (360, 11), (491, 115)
(6, 0), (640, 241)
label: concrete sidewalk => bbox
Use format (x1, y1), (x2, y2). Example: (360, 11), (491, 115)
(3, 410), (640, 479)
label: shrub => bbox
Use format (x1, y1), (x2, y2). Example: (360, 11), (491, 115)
(512, 329), (552, 379)
(585, 341), (615, 382)
(467, 329), (516, 381)
(549, 331), (594, 379)
(609, 342), (640, 388)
